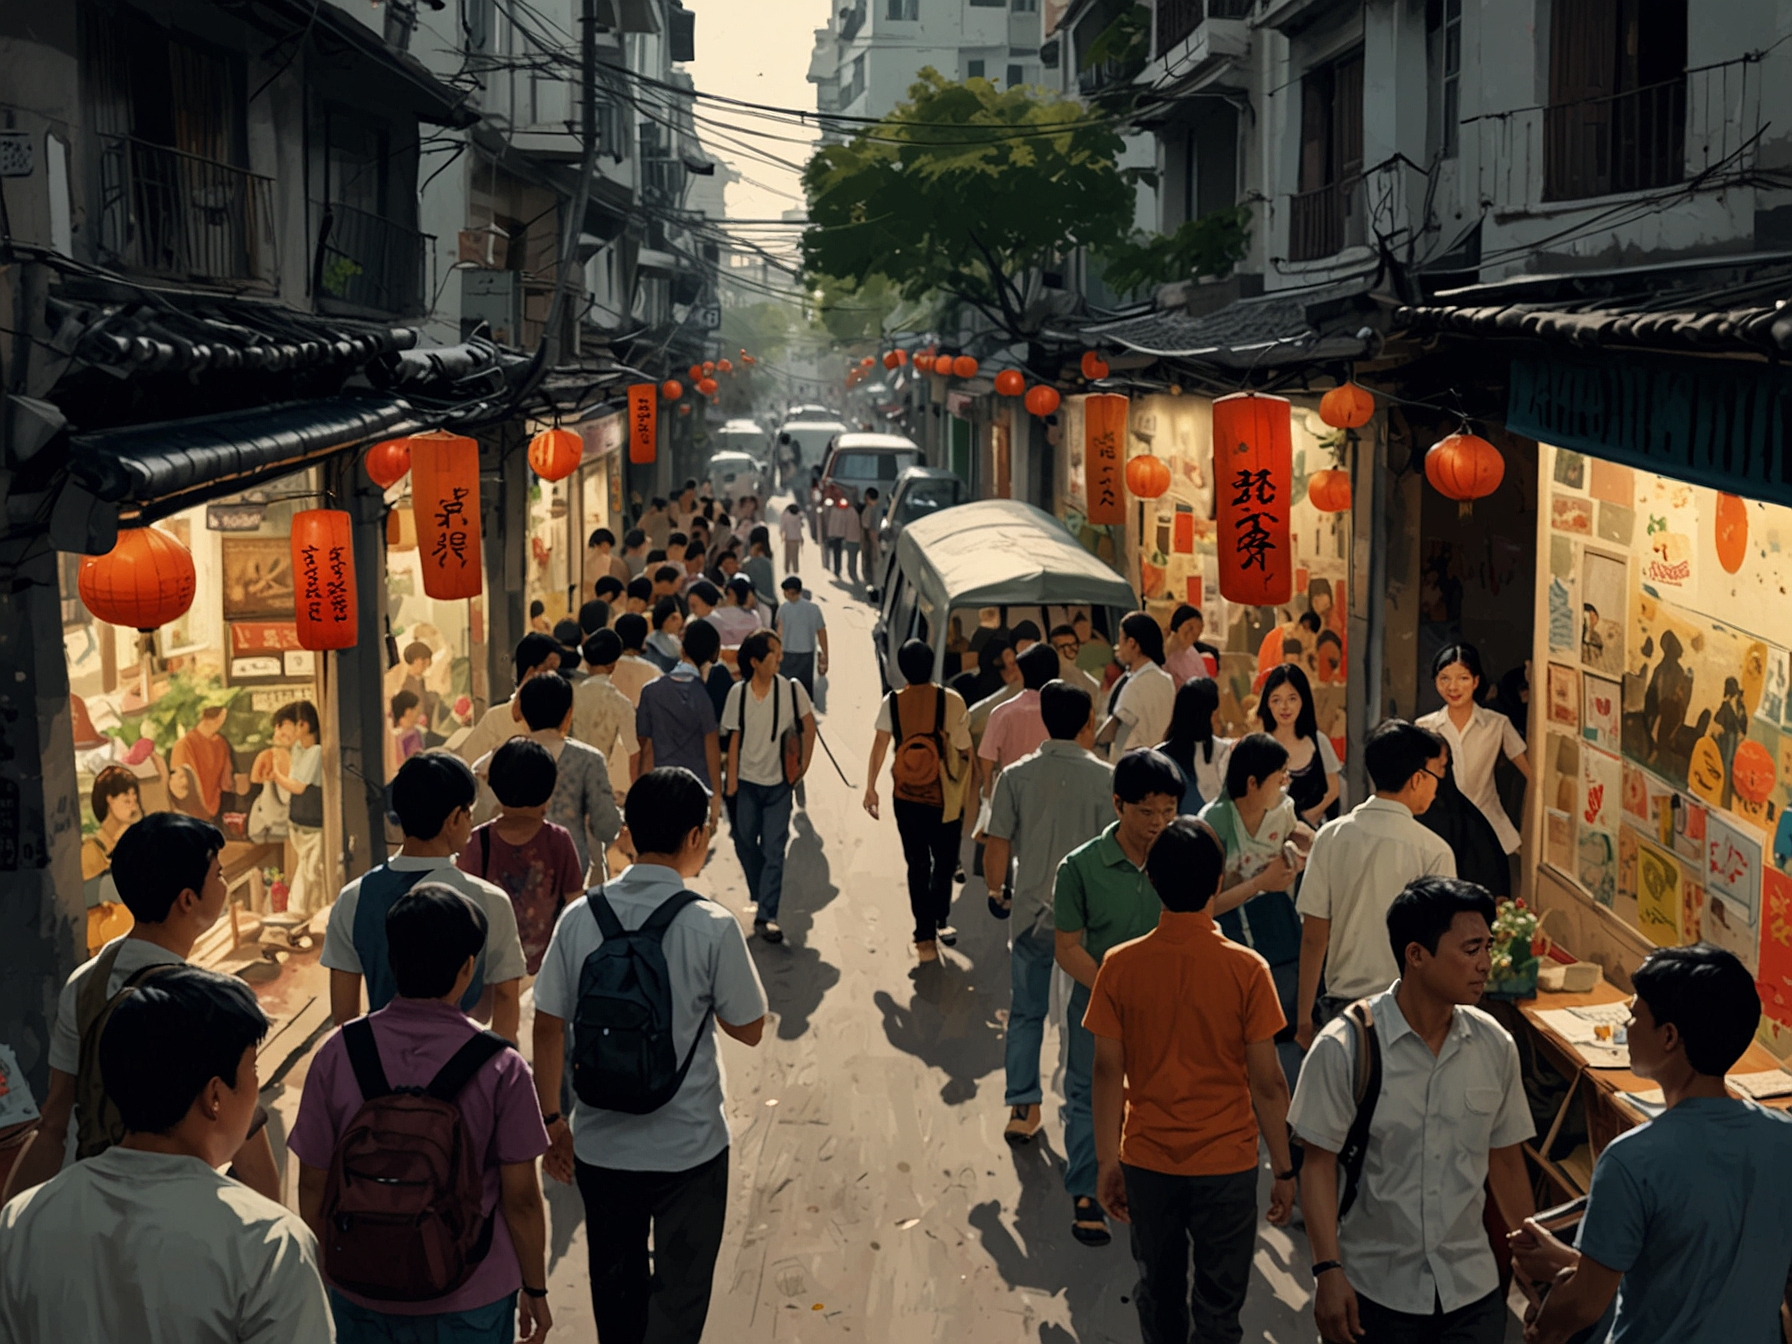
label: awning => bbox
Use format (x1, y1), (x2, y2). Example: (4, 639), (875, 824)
(68, 395), (417, 521)
(896, 500), (1137, 610)
(1066, 275), (1382, 368)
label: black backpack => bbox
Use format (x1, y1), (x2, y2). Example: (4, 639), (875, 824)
(571, 889), (711, 1115)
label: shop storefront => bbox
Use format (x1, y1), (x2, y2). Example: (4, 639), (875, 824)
(520, 409), (626, 630)
(382, 493), (484, 775)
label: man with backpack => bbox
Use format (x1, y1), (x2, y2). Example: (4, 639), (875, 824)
(862, 639), (973, 962)
(531, 767), (768, 1344)
(291, 885), (552, 1342)
(1290, 876), (1535, 1344)
(0, 966), (332, 1341)
(6, 813), (282, 1202)
(322, 752), (528, 1042)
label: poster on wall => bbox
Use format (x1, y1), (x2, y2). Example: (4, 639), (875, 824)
(1547, 664), (1579, 728)
(1578, 745), (1622, 906)
(1635, 838), (1683, 946)
(1704, 893), (1759, 974)
(1546, 809), (1575, 874)
(1582, 674), (1620, 750)
(1547, 537), (1579, 656)
(1579, 550), (1627, 676)
(1551, 496), (1594, 535)
(1638, 475), (1698, 594)
(1705, 813), (1763, 925)
(1759, 869), (1792, 1028)
(221, 538), (295, 619)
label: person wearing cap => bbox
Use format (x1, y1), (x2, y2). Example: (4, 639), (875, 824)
(775, 578), (828, 697)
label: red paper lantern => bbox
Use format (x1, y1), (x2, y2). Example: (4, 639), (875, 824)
(1081, 350), (1109, 381)
(628, 382), (658, 464)
(688, 363), (704, 381)
(1425, 432), (1505, 511)
(1125, 453), (1171, 500)
(1716, 492), (1748, 574)
(718, 358), (734, 374)
(914, 353), (935, 373)
(408, 430), (483, 600)
(1307, 468), (1352, 513)
(952, 355), (979, 378)
(697, 377), (718, 396)
(1213, 392), (1294, 606)
(1084, 393), (1129, 526)
(290, 509), (358, 651)
(1024, 385), (1061, 417)
(364, 437), (413, 489)
(527, 427), (583, 482)
(742, 354), (757, 366)
(702, 361), (716, 375)
(1733, 739), (1777, 805)
(994, 369), (1025, 397)
(660, 379), (684, 401)
(860, 356), (875, 368)
(78, 526), (197, 632)
(1319, 383), (1375, 430)
(883, 350), (901, 370)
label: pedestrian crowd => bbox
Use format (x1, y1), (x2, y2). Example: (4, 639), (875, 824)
(7, 539), (1792, 1344)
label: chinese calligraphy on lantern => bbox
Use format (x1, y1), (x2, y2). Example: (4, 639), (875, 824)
(1084, 393), (1127, 526)
(430, 486), (471, 570)
(1230, 466), (1279, 573)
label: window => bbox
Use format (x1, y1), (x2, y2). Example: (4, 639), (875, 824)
(1544, 0), (1687, 200)
(1012, 0), (1038, 10)
(1426, 0), (1462, 160)
(1289, 49), (1364, 261)
(885, 0), (918, 18)
(968, 58), (986, 78)
(1007, 63), (1024, 87)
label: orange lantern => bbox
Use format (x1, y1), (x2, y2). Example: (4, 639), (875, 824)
(697, 376), (718, 396)
(1734, 739), (1777, 805)
(1125, 453), (1171, 500)
(1084, 393), (1129, 526)
(1318, 382), (1375, 430)
(952, 355), (979, 378)
(860, 356), (875, 368)
(1213, 392), (1294, 606)
(77, 525), (197, 632)
(1307, 468), (1352, 513)
(718, 358), (734, 374)
(1081, 350), (1109, 381)
(628, 383), (658, 465)
(660, 379), (684, 402)
(290, 509), (358, 651)
(882, 350), (901, 370)
(702, 360), (716, 375)
(408, 429), (483, 600)
(364, 437), (413, 489)
(994, 369), (1025, 397)
(688, 363), (703, 381)
(1024, 385), (1061, 417)
(1425, 431), (1505, 513)
(1716, 492), (1748, 574)
(914, 353), (934, 373)
(527, 427), (583, 482)
(742, 354), (756, 366)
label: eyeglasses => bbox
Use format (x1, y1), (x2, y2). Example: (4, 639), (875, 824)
(1052, 640), (1080, 655)
(1422, 766), (1448, 784)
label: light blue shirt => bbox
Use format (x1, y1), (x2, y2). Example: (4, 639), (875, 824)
(1579, 1096), (1792, 1344)
(533, 863), (767, 1172)
(776, 596), (825, 653)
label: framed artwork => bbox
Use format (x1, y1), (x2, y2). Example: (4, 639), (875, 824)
(1547, 663), (1580, 727)
(221, 538), (295, 619)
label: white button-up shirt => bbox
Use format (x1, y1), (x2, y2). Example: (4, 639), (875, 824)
(1417, 705), (1526, 854)
(1106, 660), (1175, 760)
(1296, 797), (1457, 999)
(1289, 985), (1534, 1314)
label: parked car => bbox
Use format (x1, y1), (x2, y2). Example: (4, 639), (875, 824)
(880, 467), (969, 548)
(775, 418), (847, 483)
(784, 404), (839, 422)
(817, 432), (921, 513)
(714, 418), (768, 461)
(869, 499), (1135, 691)
(705, 451), (766, 508)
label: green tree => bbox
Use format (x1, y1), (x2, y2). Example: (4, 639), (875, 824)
(720, 300), (793, 367)
(811, 272), (900, 345)
(802, 71), (1136, 341)
(1099, 206), (1253, 297)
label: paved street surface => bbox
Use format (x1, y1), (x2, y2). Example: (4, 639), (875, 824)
(267, 505), (1523, 1344)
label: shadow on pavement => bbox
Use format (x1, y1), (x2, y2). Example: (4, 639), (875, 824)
(745, 808), (842, 1041)
(544, 1171), (586, 1275)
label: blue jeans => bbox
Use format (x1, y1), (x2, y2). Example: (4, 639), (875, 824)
(329, 1290), (515, 1343)
(734, 779), (793, 921)
(1004, 923), (1056, 1107)
(1064, 980), (1097, 1202)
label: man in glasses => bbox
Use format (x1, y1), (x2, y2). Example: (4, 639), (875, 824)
(1048, 623), (1102, 700)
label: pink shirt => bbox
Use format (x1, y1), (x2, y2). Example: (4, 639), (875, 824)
(1164, 645), (1214, 688)
(979, 689), (1048, 768)
(287, 997), (550, 1314)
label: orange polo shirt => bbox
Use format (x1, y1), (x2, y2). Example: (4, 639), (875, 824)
(1083, 909), (1286, 1176)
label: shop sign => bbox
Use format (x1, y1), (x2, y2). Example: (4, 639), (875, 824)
(1084, 393), (1127, 526)
(230, 622), (302, 654)
(628, 384), (657, 464)
(205, 503), (267, 532)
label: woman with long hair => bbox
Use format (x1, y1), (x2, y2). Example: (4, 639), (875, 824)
(1256, 664), (1340, 827)
(1417, 642), (1531, 895)
(1157, 677), (1233, 813)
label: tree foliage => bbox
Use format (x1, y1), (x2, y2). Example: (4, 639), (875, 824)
(802, 71), (1135, 340)
(811, 272), (900, 345)
(719, 300), (793, 367)
(1099, 206), (1253, 297)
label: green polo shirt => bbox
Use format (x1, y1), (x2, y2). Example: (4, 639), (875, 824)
(1053, 822), (1162, 963)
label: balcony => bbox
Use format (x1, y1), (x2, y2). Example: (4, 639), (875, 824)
(641, 158), (686, 204)
(312, 202), (432, 317)
(1155, 0), (1253, 56)
(97, 135), (277, 289)
(1543, 77), (1686, 202)
(1287, 177), (1363, 262)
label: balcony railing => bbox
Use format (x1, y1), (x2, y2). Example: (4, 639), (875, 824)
(1543, 77), (1687, 202)
(1078, 57), (1133, 96)
(97, 135), (277, 288)
(1155, 0), (1253, 55)
(1287, 177), (1362, 262)
(641, 158), (685, 203)
(313, 201), (432, 316)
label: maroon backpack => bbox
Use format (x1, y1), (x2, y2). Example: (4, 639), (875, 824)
(319, 1019), (506, 1302)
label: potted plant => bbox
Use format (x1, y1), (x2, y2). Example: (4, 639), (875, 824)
(1486, 897), (1541, 1000)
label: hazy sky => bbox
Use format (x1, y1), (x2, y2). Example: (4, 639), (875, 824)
(685, 1), (821, 228)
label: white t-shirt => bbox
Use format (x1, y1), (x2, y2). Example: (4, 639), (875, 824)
(1416, 705), (1527, 854)
(49, 937), (188, 1075)
(1108, 661), (1176, 759)
(723, 677), (813, 787)
(0, 1147), (333, 1343)
(778, 512), (805, 541)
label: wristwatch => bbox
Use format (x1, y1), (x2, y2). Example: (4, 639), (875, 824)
(540, 1111), (562, 1127)
(1311, 1260), (1343, 1279)
(521, 1285), (550, 1299)
(1274, 1167), (1298, 1181)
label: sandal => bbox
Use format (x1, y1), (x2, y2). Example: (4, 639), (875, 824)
(1071, 1197), (1111, 1247)
(988, 894), (1012, 920)
(1003, 1104), (1041, 1145)
(915, 939), (939, 963)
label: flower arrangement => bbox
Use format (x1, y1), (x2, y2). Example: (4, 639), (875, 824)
(1487, 898), (1541, 998)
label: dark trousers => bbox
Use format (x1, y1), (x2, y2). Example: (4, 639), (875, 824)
(824, 535), (844, 574)
(1123, 1165), (1258, 1344)
(892, 797), (961, 941)
(575, 1148), (729, 1344)
(779, 650), (814, 696)
(1356, 1286), (1507, 1344)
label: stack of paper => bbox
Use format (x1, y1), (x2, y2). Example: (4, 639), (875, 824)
(1728, 1070), (1792, 1101)
(1535, 1007), (1631, 1068)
